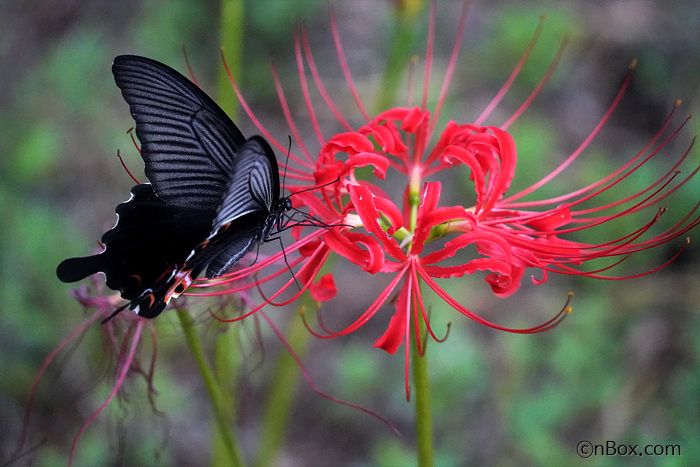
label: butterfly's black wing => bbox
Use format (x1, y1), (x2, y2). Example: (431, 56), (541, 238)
(112, 55), (246, 210)
(211, 136), (280, 231)
(58, 56), (285, 319)
(134, 137), (281, 287)
(57, 184), (215, 301)
(117, 137), (280, 311)
(119, 210), (265, 319)
(204, 135), (281, 277)
(179, 211), (269, 279)
(203, 213), (268, 279)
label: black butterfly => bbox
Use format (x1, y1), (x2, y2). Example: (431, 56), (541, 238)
(57, 55), (303, 319)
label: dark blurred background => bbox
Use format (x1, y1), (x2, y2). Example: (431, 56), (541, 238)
(1, 0), (698, 466)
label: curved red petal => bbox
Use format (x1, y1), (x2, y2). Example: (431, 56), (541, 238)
(373, 276), (411, 354)
(323, 229), (385, 273)
(310, 273), (338, 302)
(348, 185), (406, 260)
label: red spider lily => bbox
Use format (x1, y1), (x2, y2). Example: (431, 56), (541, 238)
(187, 3), (698, 399)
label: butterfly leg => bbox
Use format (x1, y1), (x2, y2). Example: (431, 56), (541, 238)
(262, 234), (301, 291)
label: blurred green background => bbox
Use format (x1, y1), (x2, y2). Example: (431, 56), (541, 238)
(1, 0), (698, 466)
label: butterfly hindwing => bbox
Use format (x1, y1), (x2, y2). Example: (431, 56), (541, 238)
(57, 184), (215, 301)
(112, 55), (246, 210)
(171, 212), (269, 280)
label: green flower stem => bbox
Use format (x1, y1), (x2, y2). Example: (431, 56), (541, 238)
(199, 3), (245, 464)
(211, 315), (242, 466)
(176, 308), (245, 467)
(373, 0), (428, 114)
(412, 310), (434, 467)
(217, 0), (244, 119)
(253, 297), (314, 467)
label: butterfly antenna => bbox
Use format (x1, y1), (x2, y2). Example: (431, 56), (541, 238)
(280, 209), (344, 231)
(101, 302), (130, 325)
(287, 177), (341, 198)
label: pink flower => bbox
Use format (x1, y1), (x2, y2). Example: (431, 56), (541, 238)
(189, 3), (697, 398)
(16, 277), (157, 466)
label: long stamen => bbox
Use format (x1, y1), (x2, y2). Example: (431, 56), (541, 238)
(301, 29), (354, 131)
(221, 51), (312, 183)
(503, 60), (637, 203)
(474, 14), (546, 126)
(502, 102), (685, 210)
(329, 9), (370, 121)
(294, 32), (326, 147)
(305, 264), (410, 338)
(420, 1), (435, 111)
(427, 0), (470, 141)
(501, 36), (568, 130)
(419, 268), (571, 333)
(189, 229), (325, 288)
(270, 62), (315, 166)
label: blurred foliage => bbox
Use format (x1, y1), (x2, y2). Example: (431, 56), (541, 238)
(1, 0), (698, 466)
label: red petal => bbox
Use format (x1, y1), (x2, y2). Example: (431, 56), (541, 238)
(371, 107), (411, 123)
(322, 132), (375, 156)
(310, 273), (337, 302)
(525, 204), (572, 230)
(399, 106), (430, 133)
(372, 196), (405, 235)
(348, 185), (406, 260)
(485, 265), (525, 296)
(422, 257), (511, 279)
(421, 229), (512, 265)
(373, 276), (410, 354)
(344, 153), (390, 179)
(360, 121), (408, 155)
(323, 229), (385, 273)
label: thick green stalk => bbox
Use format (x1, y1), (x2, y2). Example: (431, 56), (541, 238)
(412, 312), (434, 467)
(373, 0), (427, 114)
(176, 309), (245, 467)
(217, 0), (244, 119)
(253, 293), (316, 467)
(207, 2), (246, 464)
(211, 313), (242, 467)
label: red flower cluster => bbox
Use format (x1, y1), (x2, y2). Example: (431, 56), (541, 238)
(186, 3), (698, 397)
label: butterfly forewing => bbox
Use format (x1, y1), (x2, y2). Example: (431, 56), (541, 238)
(211, 136), (280, 232)
(112, 55), (246, 210)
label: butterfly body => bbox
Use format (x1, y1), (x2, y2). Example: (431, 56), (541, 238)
(57, 55), (292, 319)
